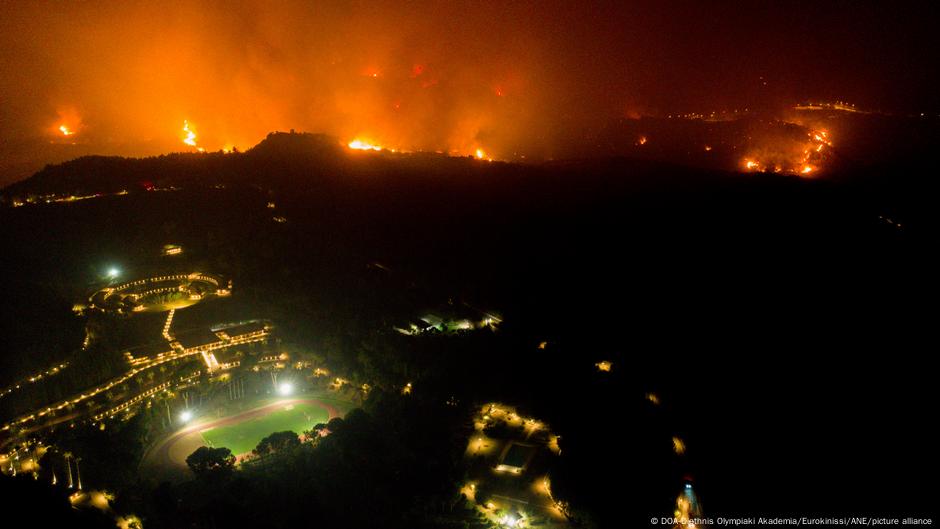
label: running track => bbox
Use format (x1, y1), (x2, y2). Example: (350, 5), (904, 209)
(140, 398), (339, 483)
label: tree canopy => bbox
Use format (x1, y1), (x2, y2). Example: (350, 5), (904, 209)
(253, 430), (300, 456)
(186, 446), (235, 476)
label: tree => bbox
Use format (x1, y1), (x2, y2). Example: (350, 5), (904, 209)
(305, 422), (329, 438)
(254, 431), (300, 457)
(326, 416), (345, 434)
(185, 446), (235, 476)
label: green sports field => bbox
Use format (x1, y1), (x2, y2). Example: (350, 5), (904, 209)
(200, 402), (330, 455)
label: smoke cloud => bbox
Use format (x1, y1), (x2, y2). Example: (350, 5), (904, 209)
(1, 0), (937, 174)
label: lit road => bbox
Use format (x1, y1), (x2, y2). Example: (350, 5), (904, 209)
(2, 324), (269, 436)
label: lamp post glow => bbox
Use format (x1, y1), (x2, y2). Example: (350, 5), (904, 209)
(107, 267), (120, 279)
(278, 382), (293, 396)
(64, 452), (73, 488)
(179, 410), (192, 423)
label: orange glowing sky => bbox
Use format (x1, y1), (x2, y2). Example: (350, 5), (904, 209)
(2, 2), (588, 160)
(0, 1), (938, 184)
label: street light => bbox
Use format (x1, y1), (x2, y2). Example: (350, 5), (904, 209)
(278, 382), (293, 396)
(179, 410), (192, 423)
(107, 267), (120, 279)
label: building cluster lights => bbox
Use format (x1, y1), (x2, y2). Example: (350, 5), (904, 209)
(92, 382), (172, 421)
(462, 402), (567, 524)
(86, 272), (230, 316)
(3, 323), (270, 431)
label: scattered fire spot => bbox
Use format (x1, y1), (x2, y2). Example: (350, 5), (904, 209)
(348, 139), (382, 151)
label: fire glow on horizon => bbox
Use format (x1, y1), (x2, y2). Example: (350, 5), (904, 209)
(0, 1), (933, 183)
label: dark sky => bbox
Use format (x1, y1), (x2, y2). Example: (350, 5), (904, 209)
(1, 0), (938, 165)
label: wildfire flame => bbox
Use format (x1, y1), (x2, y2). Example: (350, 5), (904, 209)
(182, 120), (198, 148)
(53, 108), (81, 138)
(475, 149), (485, 159)
(812, 131), (832, 146)
(348, 139), (382, 151)
(796, 130), (830, 176)
(741, 129), (831, 177)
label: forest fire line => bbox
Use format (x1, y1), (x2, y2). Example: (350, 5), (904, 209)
(48, 113), (505, 160)
(742, 129), (832, 177)
(346, 138), (494, 160)
(41, 105), (850, 175)
(348, 139), (382, 151)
